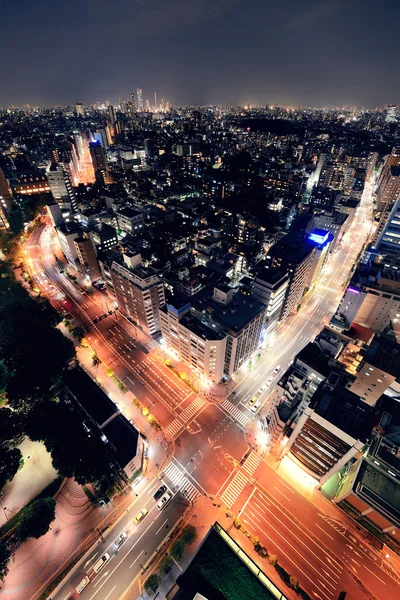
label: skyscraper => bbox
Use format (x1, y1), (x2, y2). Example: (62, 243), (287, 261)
(154, 92), (157, 110)
(130, 92), (136, 113)
(385, 105), (398, 123)
(136, 88), (143, 111)
(119, 97), (126, 113)
(75, 102), (84, 116)
(145, 99), (150, 110)
(375, 194), (400, 256)
(108, 104), (116, 127)
(89, 141), (106, 173)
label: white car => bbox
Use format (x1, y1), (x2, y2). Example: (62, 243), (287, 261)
(273, 365), (281, 375)
(251, 401), (261, 413)
(157, 491), (172, 510)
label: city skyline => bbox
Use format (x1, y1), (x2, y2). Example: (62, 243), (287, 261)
(1, 0), (400, 107)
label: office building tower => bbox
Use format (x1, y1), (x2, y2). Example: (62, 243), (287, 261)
(385, 104), (398, 123)
(160, 302), (227, 383)
(130, 92), (136, 113)
(0, 166), (14, 229)
(160, 99), (166, 111)
(252, 268), (289, 334)
(89, 141), (106, 172)
(46, 201), (64, 228)
(154, 92), (157, 110)
(119, 97), (126, 113)
(74, 235), (101, 282)
(136, 88), (143, 111)
(47, 163), (77, 209)
(89, 223), (118, 255)
(108, 104), (116, 127)
(56, 223), (81, 267)
(145, 98), (150, 110)
(75, 102), (84, 116)
(110, 254), (165, 336)
(375, 194), (400, 255)
(266, 233), (317, 320)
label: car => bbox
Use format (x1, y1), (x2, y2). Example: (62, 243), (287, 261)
(273, 365), (281, 375)
(93, 553), (110, 573)
(134, 508), (148, 524)
(116, 531), (127, 546)
(157, 491), (172, 510)
(154, 485), (167, 501)
(258, 387), (264, 394)
(75, 576), (90, 594)
(248, 395), (257, 407)
(251, 401), (261, 413)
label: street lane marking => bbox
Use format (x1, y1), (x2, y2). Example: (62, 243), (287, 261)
(249, 500), (341, 580)
(315, 523), (334, 540)
(88, 519), (155, 599)
(255, 490), (342, 570)
(273, 486), (291, 501)
(172, 457), (208, 495)
(243, 514), (332, 600)
(238, 487), (256, 516)
(103, 586), (117, 600)
(278, 480), (295, 493)
(130, 550), (144, 569)
(156, 519), (168, 535)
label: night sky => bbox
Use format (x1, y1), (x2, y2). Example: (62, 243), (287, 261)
(1, 0), (399, 107)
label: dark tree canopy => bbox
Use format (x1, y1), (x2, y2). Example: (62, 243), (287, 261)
(15, 497), (56, 541)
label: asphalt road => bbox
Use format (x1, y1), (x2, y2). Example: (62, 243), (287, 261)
(51, 479), (188, 600)
(23, 179), (398, 600)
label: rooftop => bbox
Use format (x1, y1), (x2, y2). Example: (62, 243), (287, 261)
(101, 414), (139, 468)
(63, 367), (116, 428)
(354, 459), (400, 528)
(175, 524), (285, 600)
(295, 342), (332, 377)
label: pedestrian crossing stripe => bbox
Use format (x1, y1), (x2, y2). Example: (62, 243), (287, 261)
(163, 462), (201, 503)
(220, 399), (250, 427)
(220, 471), (249, 508)
(165, 397), (205, 439)
(242, 452), (262, 476)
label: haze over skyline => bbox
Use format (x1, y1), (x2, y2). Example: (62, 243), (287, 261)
(1, 0), (399, 107)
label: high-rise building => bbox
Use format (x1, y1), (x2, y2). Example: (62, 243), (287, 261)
(108, 104), (116, 127)
(266, 233), (317, 320)
(252, 268), (289, 334)
(154, 92), (157, 110)
(160, 302), (227, 383)
(130, 92), (136, 113)
(110, 254), (165, 336)
(375, 194), (400, 255)
(74, 235), (101, 282)
(89, 141), (106, 172)
(75, 102), (84, 116)
(47, 163), (77, 209)
(385, 104), (398, 123)
(119, 97), (126, 113)
(145, 99), (150, 110)
(136, 88), (143, 111)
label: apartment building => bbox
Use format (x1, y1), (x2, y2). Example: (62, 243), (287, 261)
(160, 302), (226, 383)
(110, 254), (165, 336)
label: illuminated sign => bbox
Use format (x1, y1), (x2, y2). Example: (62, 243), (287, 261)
(348, 287), (360, 294)
(308, 229), (329, 245)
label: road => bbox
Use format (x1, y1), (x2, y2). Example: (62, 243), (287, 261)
(51, 479), (188, 600)
(21, 178), (399, 600)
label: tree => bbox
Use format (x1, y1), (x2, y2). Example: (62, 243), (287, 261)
(106, 367), (114, 378)
(92, 353), (101, 367)
(170, 538), (185, 562)
(0, 407), (24, 444)
(159, 555), (173, 575)
(15, 497), (56, 541)
(0, 544), (11, 582)
(181, 524), (197, 545)
(0, 446), (23, 492)
(290, 575), (299, 590)
(144, 573), (161, 595)
(268, 554), (278, 566)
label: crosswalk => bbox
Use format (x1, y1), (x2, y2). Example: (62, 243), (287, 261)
(221, 471), (249, 509)
(242, 452), (262, 476)
(165, 397), (205, 439)
(146, 339), (159, 351)
(220, 399), (250, 428)
(163, 462), (201, 503)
